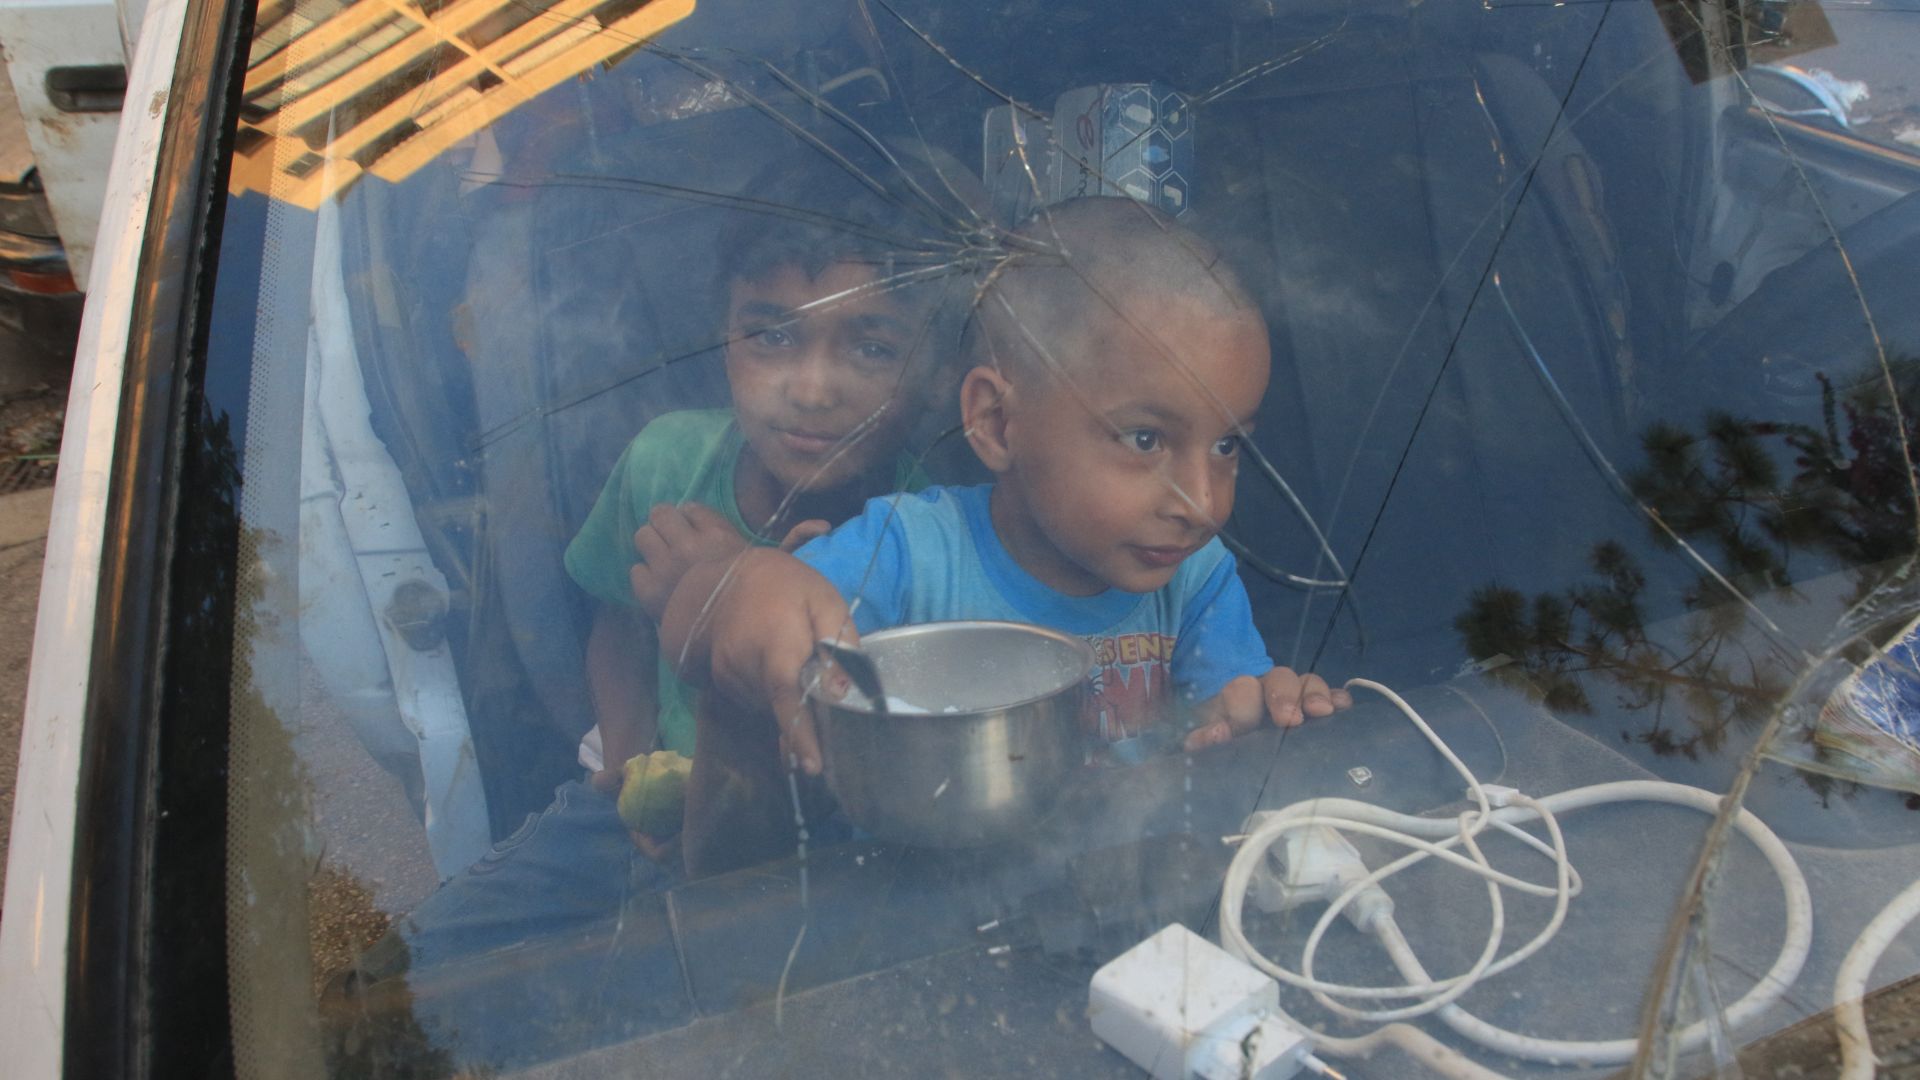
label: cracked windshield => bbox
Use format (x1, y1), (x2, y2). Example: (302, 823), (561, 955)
(200, 0), (1920, 1074)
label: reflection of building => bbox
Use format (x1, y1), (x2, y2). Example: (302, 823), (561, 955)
(230, 0), (694, 207)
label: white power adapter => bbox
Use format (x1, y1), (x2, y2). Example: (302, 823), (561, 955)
(1090, 924), (1327, 1080)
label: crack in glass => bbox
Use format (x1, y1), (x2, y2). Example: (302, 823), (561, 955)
(209, 0), (1920, 1075)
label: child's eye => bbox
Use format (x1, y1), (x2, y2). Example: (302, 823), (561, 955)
(1123, 429), (1163, 453)
(854, 340), (900, 364)
(747, 325), (795, 349)
(1213, 434), (1244, 457)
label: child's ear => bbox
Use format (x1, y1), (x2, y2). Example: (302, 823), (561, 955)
(961, 365), (1015, 474)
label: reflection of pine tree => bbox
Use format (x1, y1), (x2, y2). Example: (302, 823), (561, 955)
(1456, 356), (1920, 765)
(1771, 363), (1920, 582)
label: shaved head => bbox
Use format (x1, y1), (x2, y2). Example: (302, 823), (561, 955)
(973, 197), (1261, 382)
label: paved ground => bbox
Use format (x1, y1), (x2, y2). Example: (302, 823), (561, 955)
(0, 484), (52, 918)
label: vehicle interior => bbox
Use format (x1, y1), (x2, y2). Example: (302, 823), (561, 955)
(194, 0), (1920, 1074)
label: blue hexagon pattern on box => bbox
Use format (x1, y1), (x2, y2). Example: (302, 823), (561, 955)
(1053, 82), (1196, 218)
(984, 82), (1196, 223)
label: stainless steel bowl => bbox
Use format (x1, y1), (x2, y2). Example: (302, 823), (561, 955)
(812, 621), (1092, 848)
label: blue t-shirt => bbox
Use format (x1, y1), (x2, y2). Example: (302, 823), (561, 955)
(794, 485), (1274, 743)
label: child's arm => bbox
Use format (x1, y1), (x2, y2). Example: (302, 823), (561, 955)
(1173, 544), (1353, 749)
(584, 605), (660, 791)
(629, 503), (830, 620)
(1184, 668), (1353, 750)
(660, 547), (853, 773)
(659, 548), (856, 876)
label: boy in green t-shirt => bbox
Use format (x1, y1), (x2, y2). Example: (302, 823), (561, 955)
(563, 151), (964, 796)
(324, 149), (975, 1067)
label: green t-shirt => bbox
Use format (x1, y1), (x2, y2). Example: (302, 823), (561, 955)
(564, 408), (927, 757)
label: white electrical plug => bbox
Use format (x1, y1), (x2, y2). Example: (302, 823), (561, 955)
(1090, 924), (1331, 1080)
(1241, 816), (1394, 933)
(1477, 785), (1525, 808)
(1188, 1009), (1316, 1080)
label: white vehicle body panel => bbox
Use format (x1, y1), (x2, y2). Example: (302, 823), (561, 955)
(0, 0), (184, 1070)
(0, 0), (129, 280)
(299, 198), (491, 879)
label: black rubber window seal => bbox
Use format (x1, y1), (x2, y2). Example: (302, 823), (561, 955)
(61, 0), (255, 1073)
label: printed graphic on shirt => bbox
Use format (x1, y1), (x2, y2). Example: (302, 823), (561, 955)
(1086, 632), (1178, 740)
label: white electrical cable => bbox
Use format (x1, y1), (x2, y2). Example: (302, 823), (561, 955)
(1834, 874), (1920, 1079)
(1308, 1023), (1512, 1080)
(1296, 790), (1577, 1022)
(1222, 679), (1578, 1016)
(1218, 679), (1815, 1071)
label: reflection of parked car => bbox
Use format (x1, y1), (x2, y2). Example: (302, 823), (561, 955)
(1747, 63), (1858, 131)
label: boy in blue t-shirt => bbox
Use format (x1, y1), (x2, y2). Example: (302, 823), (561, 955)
(658, 197), (1349, 874)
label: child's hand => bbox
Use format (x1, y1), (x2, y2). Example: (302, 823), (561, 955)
(1184, 667), (1353, 750)
(629, 503), (829, 619)
(630, 504), (744, 619)
(661, 547), (854, 775)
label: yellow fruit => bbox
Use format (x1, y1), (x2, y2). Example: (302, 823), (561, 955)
(617, 750), (693, 836)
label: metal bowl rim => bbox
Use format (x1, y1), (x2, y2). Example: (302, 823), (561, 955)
(817, 619), (1094, 716)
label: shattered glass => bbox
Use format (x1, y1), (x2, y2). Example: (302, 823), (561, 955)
(196, 0), (1920, 1075)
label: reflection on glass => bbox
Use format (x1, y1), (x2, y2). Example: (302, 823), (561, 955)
(190, 0), (1920, 1076)
(1459, 354), (1920, 792)
(230, 0), (697, 206)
